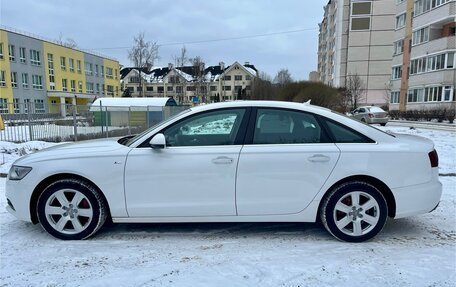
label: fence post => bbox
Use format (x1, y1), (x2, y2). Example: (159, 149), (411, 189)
(105, 106), (109, 138)
(128, 106), (131, 135)
(27, 102), (33, 141)
(100, 101), (104, 134)
(72, 103), (78, 141)
(146, 106), (150, 128)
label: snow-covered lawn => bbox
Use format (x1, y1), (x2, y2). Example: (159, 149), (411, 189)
(0, 125), (455, 286)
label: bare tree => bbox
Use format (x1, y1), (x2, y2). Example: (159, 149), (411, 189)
(344, 73), (366, 111)
(252, 72), (276, 100)
(128, 32), (159, 97)
(57, 32), (78, 48)
(274, 68), (293, 86)
(190, 56), (207, 103)
(173, 46), (188, 67)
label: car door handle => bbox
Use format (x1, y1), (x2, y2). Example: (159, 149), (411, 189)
(212, 156), (234, 164)
(308, 154), (330, 163)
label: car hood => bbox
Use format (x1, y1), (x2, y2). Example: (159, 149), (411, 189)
(14, 137), (130, 165)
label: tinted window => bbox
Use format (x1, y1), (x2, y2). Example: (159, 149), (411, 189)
(324, 119), (374, 143)
(253, 109), (327, 144)
(162, 109), (245, 147)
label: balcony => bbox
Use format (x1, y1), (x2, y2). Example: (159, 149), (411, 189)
(411, 36), (456, 57)
(413, 1), (455, 28)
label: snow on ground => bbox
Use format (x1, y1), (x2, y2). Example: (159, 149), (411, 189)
(0, 125), (455, 286)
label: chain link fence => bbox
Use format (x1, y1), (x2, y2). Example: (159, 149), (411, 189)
(0, 103), (189, 143)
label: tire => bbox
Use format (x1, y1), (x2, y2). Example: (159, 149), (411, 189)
(380, 123), (387, 126)
(37, 179), (107, 240)
(320, 181), (388, 242)
(361, 118), (366, 123)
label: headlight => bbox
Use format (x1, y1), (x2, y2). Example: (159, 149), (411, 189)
(8, 166), (32, 181)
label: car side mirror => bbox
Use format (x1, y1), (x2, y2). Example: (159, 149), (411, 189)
(149, 133), (166, 149)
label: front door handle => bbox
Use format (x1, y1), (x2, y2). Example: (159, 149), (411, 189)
(212, 156), (234, 164)
(308, 154), (330, 163)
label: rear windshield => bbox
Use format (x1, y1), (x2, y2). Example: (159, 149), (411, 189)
(367, 107), (385, 112)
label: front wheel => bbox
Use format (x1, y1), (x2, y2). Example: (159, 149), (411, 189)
(320, 181), (388, 242)
(37, 179), (107, 240)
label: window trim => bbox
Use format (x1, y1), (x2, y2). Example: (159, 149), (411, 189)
(138, 107), (252, 148)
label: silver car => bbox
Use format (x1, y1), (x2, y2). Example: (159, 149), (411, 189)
(351, 106), (388, 126)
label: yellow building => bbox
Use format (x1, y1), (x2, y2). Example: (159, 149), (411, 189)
(0, 27), (121, 116)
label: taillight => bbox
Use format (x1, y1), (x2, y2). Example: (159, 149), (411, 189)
(368, 113), (374, 118)
(428, 149), (438, 168)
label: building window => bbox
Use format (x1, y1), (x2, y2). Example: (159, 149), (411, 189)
(107, 85), (114, 96)
(427, 53), (446, 71)
(34, 99), (45, 114)
(115, 69), (118, 80)
(47, 53), (55, 90)
(351, 17), (371, 30)
(8, 44), (15, 61)
(391, 66), (402, 80)
(95, 65), (99, 76)
(22, 73), (28, 88)
(13, 98), (20, 114)
(167, 86), (173, 92)
(246, 75), (252, 81)
(352, 2), (371, 15)
(407, 88), (424, 103)
(395, 13), (406, 29)
(393, 39), (404, 55)
(60, 56), (66, 70)
(0, 70), (6, 87)
(86, 82), (94, 94)
(96, 83), (100, 93)
(19, 47), (26, 63)
(78, 81), (83, 93)
(223, 86), (231, 91)
(32, 75), (43, 90)
(24, 99), (30, 113)
(186, 86), (195, 91)
(30, 50), (41, 66)
(447, 52), (454, 69)
(62, 79), (68, 92)
(85, 62), (93, 76)
(175, 86), (182, 93)
(11, 72), (17, 88)
(101, 66), (104, 77)
(0, 43), (3, 59)
(146, 86), (153, 92)
(234, 75), (242, 81)
(414, 0), (449, 17)
(71, 80), (76, 92)
(77, 60), (82, 73)
(412, 27), (429, 46)
(390, 91), (400, 104)
(106, 67), (113, 79)
(443, 86), (453, 101)
(0, 98), (8, 113)
(210, 86), (217, 91)
(223, 75), (231, 81)
(410, 57), (427, 74)
(69, 58), (75, 72)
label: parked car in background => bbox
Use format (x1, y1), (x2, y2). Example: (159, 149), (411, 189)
(5, 101), (441, 242)
(350, 106), (389, 126)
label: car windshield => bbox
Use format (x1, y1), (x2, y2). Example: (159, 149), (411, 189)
(126, 108), (191, 146)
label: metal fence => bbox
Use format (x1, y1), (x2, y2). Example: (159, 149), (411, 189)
(0, 103), (189, 143)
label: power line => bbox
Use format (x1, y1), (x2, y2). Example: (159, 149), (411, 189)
(89, 27), (317, 50)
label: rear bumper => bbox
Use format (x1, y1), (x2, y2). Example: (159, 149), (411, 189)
(368, 117), (388, 124)
(393, 178), (442, 219)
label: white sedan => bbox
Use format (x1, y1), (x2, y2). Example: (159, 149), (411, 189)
(5, 101), (442, 242)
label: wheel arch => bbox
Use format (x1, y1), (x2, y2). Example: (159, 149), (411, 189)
(30, 173), (112, 224)
(319, 175), (396, 218)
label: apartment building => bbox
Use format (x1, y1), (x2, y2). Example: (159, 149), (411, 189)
(121, 62), (258, 104)
(390, 0), (455, 111)
(0, 27), (120, 115)
(318, 0), (395, 105)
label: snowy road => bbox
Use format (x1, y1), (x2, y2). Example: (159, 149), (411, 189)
(0, 125), (455, 286)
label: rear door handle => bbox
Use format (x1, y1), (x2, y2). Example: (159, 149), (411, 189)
(212, 156), (234, 164)
(308, 154), (330, 163)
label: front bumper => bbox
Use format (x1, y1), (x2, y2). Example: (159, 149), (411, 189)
(393, 178), (442, 219)
(5, 177), (35, 223)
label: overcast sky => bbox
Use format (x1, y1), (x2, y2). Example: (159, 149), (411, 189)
(1, 0), (327, 80)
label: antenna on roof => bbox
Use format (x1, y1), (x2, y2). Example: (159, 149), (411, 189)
(304, 99), (311, 105)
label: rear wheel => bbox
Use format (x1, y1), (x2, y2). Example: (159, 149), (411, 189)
(380, 123), (387, 126)
(320, 181), (387, 242)
(37, 179), (107, 240)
